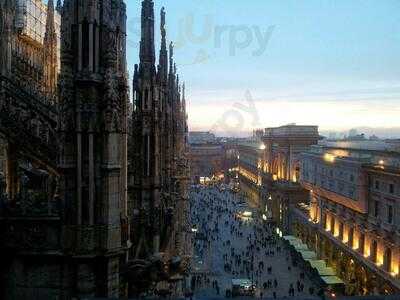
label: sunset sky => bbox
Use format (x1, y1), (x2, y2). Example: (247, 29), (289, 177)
(51, 0), (400, 137)
(124, 0), (400, 137)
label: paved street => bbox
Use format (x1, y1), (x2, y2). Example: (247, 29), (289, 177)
(189, 186), (320, 299)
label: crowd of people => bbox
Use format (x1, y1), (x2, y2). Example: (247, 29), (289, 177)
(189, 185), (322, 299)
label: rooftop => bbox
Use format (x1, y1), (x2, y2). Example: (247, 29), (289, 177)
(237, 140), (264, 150)
(264, 124), (319, 138)
(320, 140), (400, 153)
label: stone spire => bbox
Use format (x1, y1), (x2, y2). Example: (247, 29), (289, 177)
(131, 0), (162, 258)
(43, 0), (58, 98)
(158, 7), (168, 84)
(168, 41), (176, 106)
(45, 0), (56, 34)
(160, 7), (166, 48)
(44, 0), (57, 53)
(140, 0), (155, 66)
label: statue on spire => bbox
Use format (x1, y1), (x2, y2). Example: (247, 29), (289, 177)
(56, 0), (62, 13)
(161, 7), (166, 37)
(169, 42), (174, 62)
(158, 7), (168, 84)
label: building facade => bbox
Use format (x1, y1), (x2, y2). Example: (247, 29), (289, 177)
(189, 131), (216, 144)
(292, 142), (400, 295)
(258, 127), (400, 296)
(11, 0), (60, 97)
(189, 142), (224, 183)
(237, 141), (265, 208)
(260, 125), (320, 232)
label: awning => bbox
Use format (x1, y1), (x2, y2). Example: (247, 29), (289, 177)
(292, 242), (309, 251)
(285, 237), (303, 245)
(282, 235), (299, 241)
(299, 250), (317, 260)
(284, 236), (345, 287)
(306, 259), (327, 269)
(306, 260), (336, 276)
(317, 267), (336, 276)
(321, 276), (344, 285)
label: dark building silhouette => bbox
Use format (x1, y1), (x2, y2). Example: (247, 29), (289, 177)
(0, 0), (190, 298)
